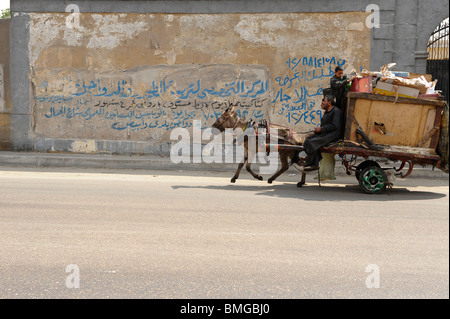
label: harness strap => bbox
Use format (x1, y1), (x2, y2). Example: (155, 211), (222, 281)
(213, 113), (229, 130)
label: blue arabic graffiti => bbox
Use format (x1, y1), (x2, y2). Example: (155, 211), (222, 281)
(40, 94), (268, 131)
(37, 76), (269, 131)
(69, 78), (269, 100)
(273, 56), (346, 126)
(285, 56), (346, 71)
(43, 104), (266, 132)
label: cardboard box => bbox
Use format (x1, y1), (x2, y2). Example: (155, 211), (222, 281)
(409, 73), (433, 82)
(373, 81), (420, 99)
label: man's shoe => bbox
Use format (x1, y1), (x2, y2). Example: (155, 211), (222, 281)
(304, 160), (320, 171)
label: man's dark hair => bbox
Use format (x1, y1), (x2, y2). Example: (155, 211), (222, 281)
(335, 65), (344, 73)
(325, 95), (335, 104)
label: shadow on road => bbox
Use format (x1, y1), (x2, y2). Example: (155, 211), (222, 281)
(171, 182), (447, 202)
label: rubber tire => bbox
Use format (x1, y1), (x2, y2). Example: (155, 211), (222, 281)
(358, 166), (387, 194)
(355, 160), (381, 182)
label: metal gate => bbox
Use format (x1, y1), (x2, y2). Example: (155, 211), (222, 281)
(426, 18), (449, 102)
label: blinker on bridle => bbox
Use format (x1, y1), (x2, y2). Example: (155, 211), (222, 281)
(212, 109), (232, 130)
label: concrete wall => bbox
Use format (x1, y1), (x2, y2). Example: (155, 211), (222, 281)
(0, 19), (11, 150)
(7, 0), (450, 155)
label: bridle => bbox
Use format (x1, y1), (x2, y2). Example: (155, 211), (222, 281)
(212, 112), (230, 131)
(212, 108), (241, 131)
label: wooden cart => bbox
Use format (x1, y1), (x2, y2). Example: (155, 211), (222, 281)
(269, 92), (448, 194)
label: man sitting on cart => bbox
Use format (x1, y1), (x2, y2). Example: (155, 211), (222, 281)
(298, 95), (342, 170)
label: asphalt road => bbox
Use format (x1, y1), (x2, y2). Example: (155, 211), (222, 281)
(0, 167), (448, 299)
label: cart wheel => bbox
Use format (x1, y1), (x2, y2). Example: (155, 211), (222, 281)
(358, 166), (387, 194)
(355, 160), (380, 182)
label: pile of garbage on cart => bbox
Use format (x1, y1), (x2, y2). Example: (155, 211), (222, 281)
(349, 63), (444, 101)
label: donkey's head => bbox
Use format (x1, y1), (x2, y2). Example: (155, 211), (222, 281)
(211, 104), (239, 133)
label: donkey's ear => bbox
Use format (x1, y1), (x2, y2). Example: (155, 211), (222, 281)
(228, 103), (236, 113)
(224, 104), (231, 113)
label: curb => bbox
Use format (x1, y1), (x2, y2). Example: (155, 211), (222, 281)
(0, 151), (448, 180)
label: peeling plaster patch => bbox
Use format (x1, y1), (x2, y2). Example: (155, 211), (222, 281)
(234, 15), (294, 47)
(30, 13), (149, 65)
(64, 25), (86, 46)
(29, 14), (61, 67)
(87, 14), (148, 49)
(294, 18), (320, 33)
(234, 16), (261, 44)
(261, 19), (288, 31)
(234, 15), (297, 51)
(164, 14), (174, 22)
(180, 15), (226, 31)
(333, 16), (346, 28)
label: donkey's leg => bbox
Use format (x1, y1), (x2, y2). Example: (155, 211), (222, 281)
(267, 151), (290, 184)
(231, 159), (246, 183)
(245, 151), (263, 181)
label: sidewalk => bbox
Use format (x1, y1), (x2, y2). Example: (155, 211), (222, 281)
(0, 150), (448, 179)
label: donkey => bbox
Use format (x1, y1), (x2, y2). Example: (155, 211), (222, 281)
(211, 104), (310, 185)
